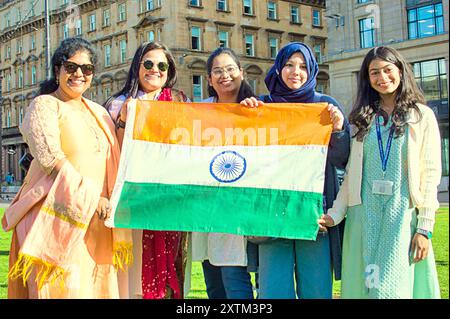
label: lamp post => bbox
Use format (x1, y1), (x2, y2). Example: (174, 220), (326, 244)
(44, 0), (51, 80)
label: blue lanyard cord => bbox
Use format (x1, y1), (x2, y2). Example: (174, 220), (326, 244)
(375, 116), (395, 173)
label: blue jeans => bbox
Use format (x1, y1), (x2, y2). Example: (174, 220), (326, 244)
(258, 233), (332, 299)
(202, 260), (254, 299)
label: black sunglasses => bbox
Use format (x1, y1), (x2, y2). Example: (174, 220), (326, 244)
(141, 60), (170, 72)
(62, 61), (95, 76)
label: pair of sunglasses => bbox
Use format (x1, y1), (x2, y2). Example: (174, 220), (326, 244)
(62, 61), (95, 76)
(141, 60), (169, 72)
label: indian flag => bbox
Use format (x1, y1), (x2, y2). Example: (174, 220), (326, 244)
(106, 100), (332, 240)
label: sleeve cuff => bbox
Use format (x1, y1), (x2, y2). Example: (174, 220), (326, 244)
(417, 207), (436, 233)
(327, 208), (345, 226)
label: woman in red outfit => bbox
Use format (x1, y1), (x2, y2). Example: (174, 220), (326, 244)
(104, 42), (189, 299)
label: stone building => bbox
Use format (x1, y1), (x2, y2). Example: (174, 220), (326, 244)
(0, 0), (329, 184)
(325, 0), (449, 191)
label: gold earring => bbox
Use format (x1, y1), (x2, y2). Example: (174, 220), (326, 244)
(56, 78), (59, 85)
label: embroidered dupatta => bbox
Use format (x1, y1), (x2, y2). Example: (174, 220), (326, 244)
(2, 97), (133, 293)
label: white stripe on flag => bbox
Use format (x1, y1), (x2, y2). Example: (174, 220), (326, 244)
(121, 139), (328, 193)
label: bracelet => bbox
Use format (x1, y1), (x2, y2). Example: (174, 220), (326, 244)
(116, 118), (126, 129)
(416, 228), (432, 239)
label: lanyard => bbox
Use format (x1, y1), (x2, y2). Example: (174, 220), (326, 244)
(375, 116), (395, 177)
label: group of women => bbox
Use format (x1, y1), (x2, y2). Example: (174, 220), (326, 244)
(2, 36), (441, 299)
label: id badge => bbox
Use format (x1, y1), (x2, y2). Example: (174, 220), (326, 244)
(372, 180), (393, 196)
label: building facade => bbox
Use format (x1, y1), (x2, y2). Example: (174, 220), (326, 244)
(0, 0), (329, 185)
(325, 0), (449, 190)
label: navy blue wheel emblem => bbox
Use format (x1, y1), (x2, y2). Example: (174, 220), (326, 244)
(210, 151), (247, 183)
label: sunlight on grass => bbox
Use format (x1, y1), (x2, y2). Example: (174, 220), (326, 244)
(0, 207), (448, 299)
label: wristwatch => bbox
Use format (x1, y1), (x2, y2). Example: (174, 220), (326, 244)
(416, 228), (432, 239)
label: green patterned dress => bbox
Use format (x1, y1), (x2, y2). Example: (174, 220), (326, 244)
(341, 117), (440, 299)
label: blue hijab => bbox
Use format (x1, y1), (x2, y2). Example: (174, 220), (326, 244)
(263, 42), (320, 103)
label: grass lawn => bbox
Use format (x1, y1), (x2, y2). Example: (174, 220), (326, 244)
(0, 207), (448, 299)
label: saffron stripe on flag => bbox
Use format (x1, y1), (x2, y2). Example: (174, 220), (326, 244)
(132, 100), (332, 146)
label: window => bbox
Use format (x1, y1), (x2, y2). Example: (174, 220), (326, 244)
(267, 2), (277, 20)
(63, 23), (69, 39)
(6, 73), (11, 91)
(316, 83), (325, 93)
(89, 14), (96, 31)
(118, 3), (127, 22)
(243, 0), (253, 15)
(245, 34), (254, 56)
(191, 26), (201, 51)
(192, 75), (203, 102)
(31, 34), (35, 50)
(218, 30), (229, 47)
(104, 44), (111, 67)
(104, 86), (111, 102)
(148, 30), (155, 42)
(19, 107), (23, 126)
(120, 40), (127, 63)
(103, 9), (111, 26)
(269, 37), (278, 59)
(5, 13), (11, 28)
(189, 0), (201, 6)
(407, 3), (444, 39)
(18, 69), (23, 88)
(248, 79), (257, 92)
(357, 0), (371, 3)
(217, 0), (227, 11)
(7, 109), (11, 127)
(291, 6), (300, 24)
(6, 45), (11, 59)
(75, 19), (82, 36)
(16, 39), (22, 54)
(314, 44), (322, 63)
(31, 65), (36, 85)
(413, 58), (447, 108)
(312, 9), (321, 26)
(146, 0), (159, 11)
(359, 17), (374, 48)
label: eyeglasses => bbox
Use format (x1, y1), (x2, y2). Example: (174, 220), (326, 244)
(62, 61), (95, 76)
(211, 65), (239, 77)
(141, 60), (170, 72)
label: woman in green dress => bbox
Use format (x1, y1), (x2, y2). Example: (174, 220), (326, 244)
(318, 46), (441, 299)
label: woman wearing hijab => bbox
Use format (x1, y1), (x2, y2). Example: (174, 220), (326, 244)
(258, 42), (350, 298)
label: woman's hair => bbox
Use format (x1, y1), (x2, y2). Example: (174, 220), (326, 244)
(104, 42), (177, 111)
(349, 46), (425, 141)
(206, 47), (256, 102)
(39, 37), (97, 95)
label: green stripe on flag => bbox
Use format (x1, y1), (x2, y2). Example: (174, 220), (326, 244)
(114, 182), (323, 240)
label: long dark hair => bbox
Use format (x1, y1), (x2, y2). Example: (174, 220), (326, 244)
(349, 46), (424, 141)
(39, 37), (97, 95)
(104, 42), (177, 111)
(206, 47), (256, 102)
